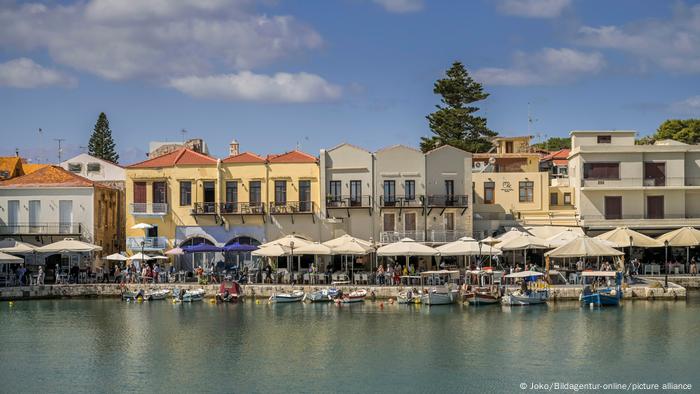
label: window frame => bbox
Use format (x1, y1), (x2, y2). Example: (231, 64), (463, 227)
(597, 135), (612, 144)
(404, 180), (415, 201)
(179, 181), (192, 206)
(86, 163), (101, 172)
(483, 181), (495, 204)
(519, 181), (534, 203)
(583, 162), (620, 180)
(563, 192), (572, 205)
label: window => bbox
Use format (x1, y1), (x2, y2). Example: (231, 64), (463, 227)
(350, 180), (362, 205)
(299, 180), (311, 212)
(550, 192), (558, 206)
(329, 180), (341, 201)
(87, 163), (101, 172)
(249, 181), (261, 205)
(179, 181), (192, 206)
(68, 163), (82, 173)
(225, 181), (237, 203)
(152, 182), (167, 204)
(505, 141), (513, 153)
(604, 196), (622, 220)
(274, 180), (287, 205)
(647, 196), (664, 219)
(445, 180), (454, 196)
(7, 200), (19, 231)
(484, 182), (495, 204)
(519, 181), (534, 203)
(583, 163), (620, 179)
(383, 213), (395, 232)
(445, 212), (455, 231)
(28, 200), (40, 233)
(563, 193), (571, 205)
(472, 182), (476, 206)
(404, 212), (416, 232)
(404, 180), (415, 201)
(203, 181), (215, 204)
(383, 180), (396, 204)
(644, 162), (666, 186)
(597, 135), (612, 144)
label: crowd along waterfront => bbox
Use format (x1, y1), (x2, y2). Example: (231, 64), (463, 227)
(1, 294), (698, 393)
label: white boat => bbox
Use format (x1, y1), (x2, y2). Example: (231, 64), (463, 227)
(269, 290), (305, 303)
(501, 271), (549, 306)
(421, 286), (459, 305)
(463, 269), (503, 305)
(145, 289), (170, 300)
(304, 288), (340, 302)
(121, 289), (145, 301)
(397, 289), (421, 304)
(338, 289), (367, 304)
(181, 288), (206, 302)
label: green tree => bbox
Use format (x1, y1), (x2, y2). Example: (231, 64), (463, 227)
(652, 119), (700, 144)
(420, 61), (497, 153)
(88, 112), (119, 163)
(533, 137), (571, 151)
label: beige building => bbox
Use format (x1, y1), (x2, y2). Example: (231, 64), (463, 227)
(569, 130), (700, 234)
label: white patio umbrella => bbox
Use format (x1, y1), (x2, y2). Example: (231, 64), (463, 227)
(596, 227), (662, 248)
(656, 227), (700, 271)
(149, 255), (170, 260)
(103, 253), (128, 261)
(0, 238), (36, 254)
(131, 223), (154, 230)
(128, 252), (152, 261)
(36, 238), (103, 253)
(0, 251), (22, 263)
(496, 228), (527, 243)
(436, 237), (502, 268)
(546, 229), (582, 248)
(259, 234), (311, 249)
(324, 235), (374, 273)
(294, 242), (333, 273)
(252, 244), (290, 257)
(323, 234), (372, 249)
(545, 236), (624, 258)
(377, 238), (438, 270)
(479, 236), (500, 246)
(498, 233), (549, 268)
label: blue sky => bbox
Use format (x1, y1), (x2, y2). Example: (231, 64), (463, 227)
(0, 0), (698, 164)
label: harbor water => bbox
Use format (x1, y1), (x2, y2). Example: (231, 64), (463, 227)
(1, 294), (699, 393)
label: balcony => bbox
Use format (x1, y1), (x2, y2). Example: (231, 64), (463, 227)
(380, 195), (424, 207)
(581, 214), (700, 229)
(127, 236), (169, 251)
(269, 201), (315, 214)
(425, 230), (470, 243)
(326, 195), (372, 208)
(549, 177), (569, 187)
(219, 202), (265, 215)
(0, 222), (82, 236)
(130, 203), (168, 216)
(380, 230), (425, 243)
(580, 177), (693, 189)
(191, 202), (217, 215)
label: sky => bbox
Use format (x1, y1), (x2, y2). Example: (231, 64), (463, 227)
(0, 0), (699, 165)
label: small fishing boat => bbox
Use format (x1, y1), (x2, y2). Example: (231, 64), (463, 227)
(269, 290), (305, 303)
(145, 289), (170, 301)
(397, 289), (421, 304)
(419, 271), (460, 305)
(580, 271), (622, 307)
(501, 271), (549, 306)
(180, 288), (206, 302)
(122, 289), (145, 301)
(216, 280), (243, 303)
(463, 268), (503, 305)
(304, 288), (341, 302)
(338, 289), (367, 304)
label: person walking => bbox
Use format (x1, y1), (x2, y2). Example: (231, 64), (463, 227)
(37, 266), (45, 285)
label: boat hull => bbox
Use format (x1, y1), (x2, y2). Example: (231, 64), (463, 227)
(421, 289), (458, 305)
(270, 291), (305, 303)
(465, 292), (500, 305)
(182, 290), (206, 302)
(339, 289), (367, 304)
(146, 290), (170, 300)
(581, 289), (621, 306)
(501, 290), (549, 306)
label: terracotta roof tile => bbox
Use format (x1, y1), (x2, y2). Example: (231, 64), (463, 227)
(0, 156), (21, 178)
(0, 165), (97, 188)
(127, 147), (217, 168)
(267, 150), (317, 163)
(540, 149), (570, 162)
(21, 163), (50, 174)
(222, 151), (266, 164)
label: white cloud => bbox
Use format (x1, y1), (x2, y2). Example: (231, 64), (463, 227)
(578, 4), (700, 73)
(372, 0), (423, 13)
(473, 48), (605, 86)
(169, 71), (342, 103)
(0, 0), (323, 81)
(496, 0), (571, 18)
(0, 58), (76, 88)
(670, 96), (700, 114)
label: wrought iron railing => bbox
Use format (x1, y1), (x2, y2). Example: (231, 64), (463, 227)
(192, 202), (217, 214)
(379, 195), (424, 208)
(127, 236), (169, 250)
(379, 231), (425, 243)
(0, 222), (82, 235)
(269, 201), (315, 214)
(326, 195), (372, 208)
(426, 195), (468, 207)
(130, 203), (168, 215)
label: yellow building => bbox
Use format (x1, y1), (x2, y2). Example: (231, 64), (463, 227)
(124, 144), (321, 267)
(473, 136), (541, 173)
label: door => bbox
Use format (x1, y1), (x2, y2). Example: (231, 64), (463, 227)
(59, 200), (73, 234)
(203, 181), (216, 212)
(7, 200), (19, 233)
(604, 196), (622, 220)
(328, 180), (341, 206)
(383, 180), (396, 205)
(28, 200), (40, 233)
(404, 212), (417, 238)
(383, 213), (395, 232)
(152, 182), (167, 213)
(133, 182), (146, 213)
(249, 181), (261, 212)
(225, 181), (237, 213)
(647, 196), (664, 219)
(505, 141), (513, 153)
(299, 180), (311, 212)
(350, 180), (362, 206)
(445, 180), (455, 205)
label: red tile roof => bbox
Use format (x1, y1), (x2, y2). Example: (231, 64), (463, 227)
(0, 156), (22, 178)
(540, 149), (570, 162)
(127, 147), (217, 168)
(267, 150), (317, 163)
(0, 165), (98, 188)
(222, 151), (266, 164)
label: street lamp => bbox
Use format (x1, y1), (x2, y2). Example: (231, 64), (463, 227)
(290, 240), (295, 274)
(477, 241), (483, 269)
(664, 240), (669, 288)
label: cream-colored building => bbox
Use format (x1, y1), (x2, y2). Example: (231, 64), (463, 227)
(569, 130), (700, 234)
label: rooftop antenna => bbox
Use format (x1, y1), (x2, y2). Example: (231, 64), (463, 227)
(54, 138), (65, 163)
(527, 102), (538, 137)
(38, 128), (44, 163)
(180, 128), (187, 143)
(79, 145), (88, 153)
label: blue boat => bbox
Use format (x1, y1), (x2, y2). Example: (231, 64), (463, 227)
(580, 271), (622, 306)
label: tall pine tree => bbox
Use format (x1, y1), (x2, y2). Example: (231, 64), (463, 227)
(420, 61), (497, 153)
(88, 112), (119, 163)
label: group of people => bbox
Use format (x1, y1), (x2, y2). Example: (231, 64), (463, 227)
(375, 263), (416, 285)
(113, 262), (164, 284)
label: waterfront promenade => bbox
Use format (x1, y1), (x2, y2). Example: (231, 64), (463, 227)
(0, 277), (689, 301)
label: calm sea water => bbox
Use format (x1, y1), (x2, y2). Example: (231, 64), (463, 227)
(1, 294), (699, 394)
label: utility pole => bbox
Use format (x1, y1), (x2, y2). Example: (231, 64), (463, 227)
(181, 128), (187, 143)
(54, 138), (65, 163)
(38, 128), (44, 163)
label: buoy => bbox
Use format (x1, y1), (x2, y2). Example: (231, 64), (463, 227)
(590, 302), (594, 309)
(379, 302), (384, 309)
(8, 301), (14, 307)
(209, 299), (216, 304)
(255, 300), (261, 304)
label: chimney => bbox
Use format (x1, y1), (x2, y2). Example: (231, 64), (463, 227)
(229, 139), (240, 156)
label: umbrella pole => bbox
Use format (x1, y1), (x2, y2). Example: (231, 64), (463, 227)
(687, 246), (690, 274)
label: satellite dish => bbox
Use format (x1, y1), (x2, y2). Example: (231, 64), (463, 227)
(488, 157), (496, 164)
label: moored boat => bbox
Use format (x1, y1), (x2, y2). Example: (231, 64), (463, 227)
(216, 280), (243, 303)
(419, 270), (460, 305)
(463, 268), (503, 306)
(122, 289), (145, 301)
(580, 271), (622, 307)
(145, 289), (170, 301)
(304, 288), (341, 302)
(501, 271), (549, 306)
(180, 288), (206, 302)
(269, 290), (305, 303)
(397, 289), (421, 304)
(338, 289), (367, 304)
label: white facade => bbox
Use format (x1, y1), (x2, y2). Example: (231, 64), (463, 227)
(60, 153), (125, 183)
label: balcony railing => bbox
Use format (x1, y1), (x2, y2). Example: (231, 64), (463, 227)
(127, 236), (169, 250)
(380, 230), (425, 243)
(425, 230), (470, 243)
(379, 195), (424, 208)
(426, 195), (468, 207)
(326, 195), (372, 208)
(581, 214), (700, 221)
(580, 177), (696, 188)
(192, 202), (217, 215)
(130, 203), (168, 215)
(219, 202), (265, 215)
(269, 201), (315, 214)
(0, 222), (82, 235)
